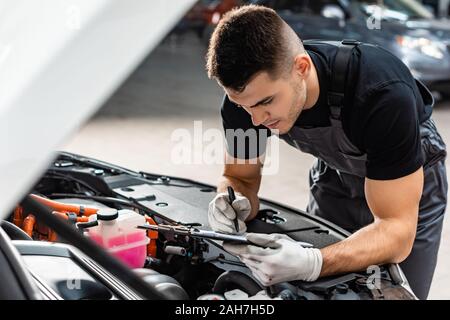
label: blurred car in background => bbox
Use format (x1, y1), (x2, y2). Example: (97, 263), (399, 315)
(172, 0), (216, 38)
(421, 0), (450, 17)
(174, 0), (245, 40)
(201, 0), (247, 44)
(251, 0), (450, 98)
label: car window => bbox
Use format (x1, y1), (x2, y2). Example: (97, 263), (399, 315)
(355, 0), (434, 20)
(273, 0), (340, 15)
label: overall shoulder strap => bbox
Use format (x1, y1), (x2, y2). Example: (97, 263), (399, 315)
(328, 39), (360, 120)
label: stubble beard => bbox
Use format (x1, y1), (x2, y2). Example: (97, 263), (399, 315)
(282, 80), (307, 134)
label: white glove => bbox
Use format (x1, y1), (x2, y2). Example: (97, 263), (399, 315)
(223, 233), (323, 286)
(208, 192), (251, 234)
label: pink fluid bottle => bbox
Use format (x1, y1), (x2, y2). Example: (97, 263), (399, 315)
(87, 208), (149, 268)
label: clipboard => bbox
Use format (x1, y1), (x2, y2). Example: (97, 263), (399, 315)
(137, 224), (314, 248)
(137, 224), (251, 245)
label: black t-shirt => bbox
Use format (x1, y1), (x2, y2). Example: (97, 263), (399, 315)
(221, 41), (432, 180)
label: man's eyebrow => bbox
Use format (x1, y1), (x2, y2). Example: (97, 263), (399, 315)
(229, 95), (274, 108)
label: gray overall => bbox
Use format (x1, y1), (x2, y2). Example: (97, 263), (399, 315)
(280, 41), (448, 300)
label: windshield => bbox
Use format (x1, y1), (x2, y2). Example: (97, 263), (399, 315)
(354, 0), (434, 20)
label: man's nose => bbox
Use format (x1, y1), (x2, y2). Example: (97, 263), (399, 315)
(251, 108), (269, 126)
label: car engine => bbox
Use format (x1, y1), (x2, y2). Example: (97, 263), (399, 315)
(2, 152), (417, 300)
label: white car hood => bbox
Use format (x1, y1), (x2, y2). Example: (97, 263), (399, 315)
(0, 0), (196, 218)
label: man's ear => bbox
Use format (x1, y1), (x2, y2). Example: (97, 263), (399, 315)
(293, 53), (311, 78)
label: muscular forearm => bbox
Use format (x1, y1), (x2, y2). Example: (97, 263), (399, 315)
(217, 174), (260, 220)
(319, 217), (416, 277)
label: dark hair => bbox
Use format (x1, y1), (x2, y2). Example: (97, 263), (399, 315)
(206, 5), (297, 92)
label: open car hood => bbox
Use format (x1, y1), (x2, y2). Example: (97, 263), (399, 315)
(0, 0), (196, 219)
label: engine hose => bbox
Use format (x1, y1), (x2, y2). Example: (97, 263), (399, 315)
(52, 211), (89, 223)
(212, 271), (263, 296)
(50, 215), (88, 241)
(145, 216), (158, 257)
(13, 206), (25, 228)
(22, 195), (167, 299)
(30, 194), (98, 216)
(76, 220), (99, 230)
(53, 211), (69, 220)
(22, 214), (36, 238)
(47, 193), (164, 220)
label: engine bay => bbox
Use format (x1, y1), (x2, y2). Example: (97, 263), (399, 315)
(2, 152), (416, 300)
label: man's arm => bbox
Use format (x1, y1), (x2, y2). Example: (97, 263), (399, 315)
(217, 153), (263, 220)
(319, 166), (423, 276)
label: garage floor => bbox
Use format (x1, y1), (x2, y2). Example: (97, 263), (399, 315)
(63, 33), (450, 299)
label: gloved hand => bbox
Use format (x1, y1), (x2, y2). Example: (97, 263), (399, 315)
(223, 233), (323, 286)
(208, 192), (251, 234)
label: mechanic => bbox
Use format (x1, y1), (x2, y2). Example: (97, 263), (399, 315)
(205, 5), (447, 300)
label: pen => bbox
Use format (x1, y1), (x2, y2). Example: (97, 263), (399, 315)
(227, 186), (239, 233)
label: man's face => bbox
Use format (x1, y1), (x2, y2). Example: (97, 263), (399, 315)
(225, 68), (307, 135)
